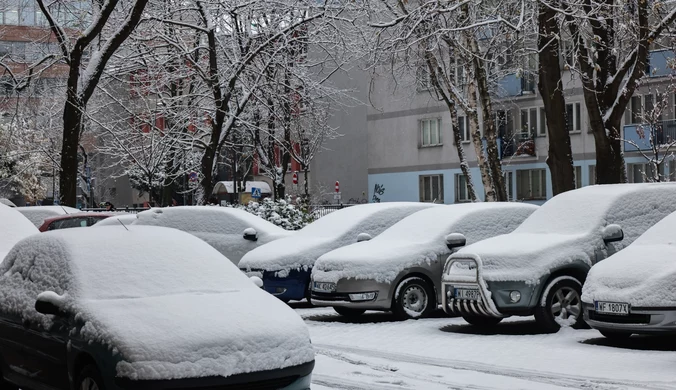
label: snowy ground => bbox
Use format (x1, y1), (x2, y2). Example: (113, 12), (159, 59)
(291, 304), (676, 390)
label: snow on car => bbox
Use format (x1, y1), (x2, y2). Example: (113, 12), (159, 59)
(0, 203), (38, 263)
(310, 203), (538, 319)
(134, 206), (292, 265)
(92, 213), (138, 227)
(442, 183), (676, 332)
(0, 226), (314, 390)
(582, 210), (676, 339)
(0, 198), (16, 207)
(239, 202), (437, 302)
(15, 205), (80, 227)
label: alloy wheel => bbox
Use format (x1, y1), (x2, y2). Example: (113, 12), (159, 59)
(550, 286), (582, 321)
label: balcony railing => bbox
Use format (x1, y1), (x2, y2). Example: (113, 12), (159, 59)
(500, 132), (536, 158)
(497, 71), (536, 98)
(624, 119), (676, 151)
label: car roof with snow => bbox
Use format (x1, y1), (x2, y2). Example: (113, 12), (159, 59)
(0, 204), (38, 262)
(313, 202), (538, 283)
(92, 213), (138, 227)
(135, 206), (287, 237)
(15, 205), (81, 227)
(238, 202), (437, 271)
(450, 183), (676, 282)
(583, 210), (676, 307)
(0, 225), (314, 380)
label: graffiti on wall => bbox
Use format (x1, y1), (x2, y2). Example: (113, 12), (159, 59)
(372, 184), (385, 203)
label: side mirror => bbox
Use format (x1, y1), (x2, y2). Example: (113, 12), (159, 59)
(602, 224), (624, 244)
(243, 228), (258, 242)
(35, 292), (64, 316)
(445, 233), (467, 250)
(250, 276), (264, 288)
(357, 233), (373, 242)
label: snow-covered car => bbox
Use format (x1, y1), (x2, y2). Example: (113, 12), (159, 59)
(38, 212), (114, 231)
(311, 203), (538, 319)
(135, 206), (292, 265)
(0, 198), (16, 207)
(442, 183), (676, 332)
(0, 204), (38, 262)
(15, 205), (80, 227)
(582, 210), (676, 339)
(0, 226), (314, 390)
(92, 213), (138, 227)
(239, 202), (437, 302)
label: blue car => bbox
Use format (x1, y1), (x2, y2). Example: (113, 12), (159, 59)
(239, 202), (437, 302)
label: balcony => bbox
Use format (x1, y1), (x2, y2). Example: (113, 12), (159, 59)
(648, 50), (675, 78)
(500, 132), (536, 158)
(624, 119), (676, 151)
(497, 71), (536, 98)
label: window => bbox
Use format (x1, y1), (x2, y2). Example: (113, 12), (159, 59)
(520, 107), (543, 136)
(566, 102), (582, 132)
(574, 166), (582, 188)
(539, 107), (546, 136)
(455, 174), (471, 203)
(627, 95), (642, 124)
(453, 58), (466, 86)
(419, 175), (444, 203)
(589, 165), (596, 186)
(516, 169), (547, 200)
(504, 171), (514, 201)
(627, 163), (663, 183)
(420, 118), (442, 147)
(416, 63), (431, 91)
(457, 116), (470, 142)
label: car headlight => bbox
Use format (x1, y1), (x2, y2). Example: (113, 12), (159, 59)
(509, 290), (521, 303)
(349, 292), (377, 302)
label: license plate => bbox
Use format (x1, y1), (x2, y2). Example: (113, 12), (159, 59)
(595, 301), (629, 315)
(313, 282), (336, 292)
(454, 288), (480, 301)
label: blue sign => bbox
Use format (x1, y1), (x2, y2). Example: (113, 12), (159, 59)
(251, 187), (262, 199)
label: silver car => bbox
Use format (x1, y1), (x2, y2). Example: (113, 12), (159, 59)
(310, 203), (538, 319)
(583, 210), (676, 339)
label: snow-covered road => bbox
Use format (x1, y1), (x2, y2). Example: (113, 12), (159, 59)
(295, 306), (676, 390)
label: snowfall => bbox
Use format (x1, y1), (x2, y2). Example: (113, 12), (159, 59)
(299, 304), (676, 389)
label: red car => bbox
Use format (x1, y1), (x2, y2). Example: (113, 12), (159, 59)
(38, 213), (114, 232)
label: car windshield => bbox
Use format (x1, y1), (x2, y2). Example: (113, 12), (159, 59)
(515, 192), (611, 235)
(375, 207), (455, 243)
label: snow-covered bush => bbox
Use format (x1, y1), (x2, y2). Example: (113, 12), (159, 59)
(230, 196), (312, 230)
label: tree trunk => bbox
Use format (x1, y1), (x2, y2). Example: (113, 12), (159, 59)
(449, 98), (477, 201)
(303, 167), (309, 202)
(538, 1), (575, 195)
(59, 95), (83, 207)
(466, 80), (496, 201)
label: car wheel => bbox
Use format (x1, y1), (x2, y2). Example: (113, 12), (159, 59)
(393, 277), (435, 320)
(599, 330), (632, 340)
(333, 306), (366, 317)
(534, 278), (584, 333)
(462, 315), (503, 327)
(76, 364), (106, 390)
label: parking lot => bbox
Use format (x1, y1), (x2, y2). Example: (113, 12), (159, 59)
(296, 304), (676, 390)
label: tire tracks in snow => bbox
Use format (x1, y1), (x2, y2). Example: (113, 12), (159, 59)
(314, 343), (676, 390)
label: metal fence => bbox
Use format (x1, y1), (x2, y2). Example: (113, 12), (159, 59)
(81, 207), (150, 214)
(309, 204), (356, 219)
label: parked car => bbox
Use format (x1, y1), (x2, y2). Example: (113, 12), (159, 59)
(0, 225), (314, 390)
(239, 202), (437, 302)
(441, 183), (676, 332)
(93, 214), (138, 227)
(582, 210), (676, 339)
(16, 205), (80, 227)
(311, 203), (538, 319)
(135, 206), (292, 265)
(0, 204), (38, 262)
(0, 198), (15, 207)
(38, 212), (114, 232)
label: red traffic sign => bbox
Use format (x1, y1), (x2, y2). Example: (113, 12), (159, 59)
(293, 172), (298, 185)
(335, 181), (340, 192)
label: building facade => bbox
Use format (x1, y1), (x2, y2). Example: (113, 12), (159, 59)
(367, 50), (676, 205)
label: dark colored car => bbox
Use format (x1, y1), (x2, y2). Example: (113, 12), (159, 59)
(38, 213), (114, 232)
(0, 226), (314, 390)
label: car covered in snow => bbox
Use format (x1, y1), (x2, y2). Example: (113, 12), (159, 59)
(239, 202), (436, 302)
(582, 210), (676, 339)
(38, 212), (114, 232)
(0, 198), (16, 207)
(0, 226), (314, 390)
(442, 183), (676, 332)
(16, 205), (81, 227)
(135, 206), (292, 265)
(311, 203), (538, 319)
(0, 204), (38, 262)
(92, 213), (138, 227)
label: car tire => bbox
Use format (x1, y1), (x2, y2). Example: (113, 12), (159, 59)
(393, 277), (436, 320)
(462, 315), (503, 327)
(76, 364), (106, 390)
(534, 278), (585, 333)
(599, 330), (632, 340)
(333, 307), (366, 317)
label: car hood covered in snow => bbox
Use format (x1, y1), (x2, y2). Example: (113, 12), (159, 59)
(0, 226), (313, 380)
(583, 211), (676, 307)
(445, 183), (676, 284)
(238, 202), (436, 272)
(313, 203), (538, 284)
(0, 204), (38, 262)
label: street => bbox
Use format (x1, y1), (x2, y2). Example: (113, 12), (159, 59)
(294, 305), (676, 390)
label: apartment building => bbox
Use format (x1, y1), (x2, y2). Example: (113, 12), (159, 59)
(367, 49), (676, 204)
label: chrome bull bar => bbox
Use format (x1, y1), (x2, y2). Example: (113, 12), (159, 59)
(442, 257), (503, 318)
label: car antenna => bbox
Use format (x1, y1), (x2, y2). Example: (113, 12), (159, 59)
(59, 205), (70, 215)
(117, 219), (130, 231)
